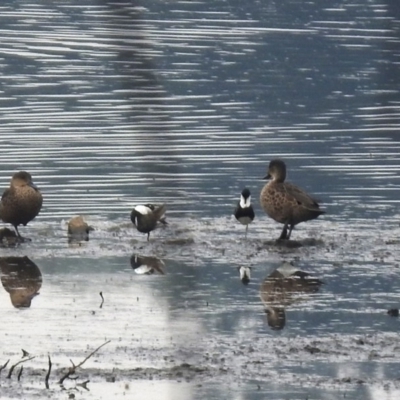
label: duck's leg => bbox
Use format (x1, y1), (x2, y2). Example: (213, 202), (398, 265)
(147, 232), (150, 241)
(245, 224), (248, 239)
(13, 225), (22, 238)
(13, 225), (31, 242)
(279, 222), (289, 240)
(286, 223), (294, 240)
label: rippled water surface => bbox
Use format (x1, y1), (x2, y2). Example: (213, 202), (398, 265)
(0, 1), (400, 399)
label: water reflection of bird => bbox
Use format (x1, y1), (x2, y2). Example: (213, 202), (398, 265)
(0, 171), (43, 240)
(259, 262), (323, 330)
(234, 188), (255, 238)
(68, 216), (94, 243)
(260, 159), (325, 240)
(130, 204), (167, 241)
(0, 256), (42, 308)
(0, 227), (19, 247)
(130, 255), (165, 275)
(238, 266), (251, 285)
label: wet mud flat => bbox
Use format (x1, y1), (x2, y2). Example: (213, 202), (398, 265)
(1, 216), (400, 399)
(1, 331), (400, 400)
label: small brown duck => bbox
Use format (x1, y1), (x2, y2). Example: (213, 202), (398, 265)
(130, 203), (166, 241)
(0, 171), (43, 239)
(68, 215), (94, 242)
(260, 159), (325, 240)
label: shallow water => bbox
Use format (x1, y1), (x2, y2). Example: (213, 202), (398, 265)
(0, 0), (400, 399)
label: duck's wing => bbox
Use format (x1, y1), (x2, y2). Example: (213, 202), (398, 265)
(1, 188), (11, 202)
(283, 182), (323, 211)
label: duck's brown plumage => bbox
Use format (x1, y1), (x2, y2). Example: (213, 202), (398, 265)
(67, 215), (94, 243)
(0, 171), (42, 238)
(260, 159), (325, 240)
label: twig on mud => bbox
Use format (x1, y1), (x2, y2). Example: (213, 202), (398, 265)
(0, 359), (10, 374)
(7, 356), (35, 379)
(99, 291), (104, 308)
(17, 366), (23, 381)
(45, 355), (52, 389)
(58, 340), (111, 385)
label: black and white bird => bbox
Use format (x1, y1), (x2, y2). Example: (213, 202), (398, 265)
(238, 266), (251, 285)
(130, 203), (167, 241)
(234, 188), (255, 238)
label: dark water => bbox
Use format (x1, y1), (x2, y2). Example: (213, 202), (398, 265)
(0, 1), (400, 399)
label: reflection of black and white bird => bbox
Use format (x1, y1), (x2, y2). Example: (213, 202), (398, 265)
(130, 255), (165, 275)
(130, 204), (166, 241)
(234, 188), (255, 238)
(238, 266), (251, 285)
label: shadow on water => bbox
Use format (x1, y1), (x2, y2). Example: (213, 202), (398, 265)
(0, 256), (42, 308)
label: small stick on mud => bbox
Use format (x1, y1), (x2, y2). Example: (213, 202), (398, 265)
(99, 292), (104, 308)
(45, 355), (52, 389)
(17, 366), (23, 381)
(0, 359), (10, 374)
(58, 340), (111, 385)
(7, 356), (35, 379)
(21, 349), (29, 358)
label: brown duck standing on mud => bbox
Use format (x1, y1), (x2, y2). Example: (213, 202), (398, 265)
(0, 171), (43, 240)
(260, 159), (325, 240)
(68, 215), (94, 242)
(130, 203), (166, 241)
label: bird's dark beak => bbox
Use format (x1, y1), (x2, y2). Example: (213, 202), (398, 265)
(263, 173), (271, 180)
(29, 182), (39, 190)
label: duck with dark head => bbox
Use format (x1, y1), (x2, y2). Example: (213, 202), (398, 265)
(260, 159), (325, 240)
(0, 171), (43, 241)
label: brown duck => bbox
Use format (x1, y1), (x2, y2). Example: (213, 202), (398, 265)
(0, 171), (43, 239)
(260, 159), (325, 240)
(68, 215), (94, 243)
